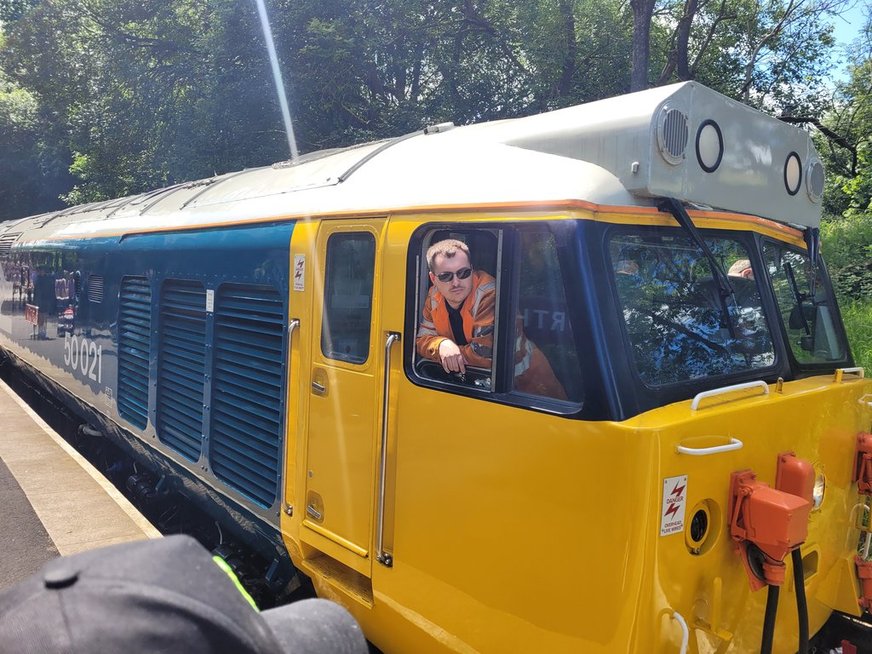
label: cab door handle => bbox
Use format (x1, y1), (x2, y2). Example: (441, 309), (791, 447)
(306, 504), (323, 520)
(311, 367), (328, 395)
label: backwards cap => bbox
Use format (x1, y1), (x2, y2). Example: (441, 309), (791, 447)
(0, 535), (367, 654)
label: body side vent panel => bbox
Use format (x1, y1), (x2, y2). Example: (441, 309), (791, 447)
(117, 276), (151, 429)
(0, 233), (21, 255)
(87, 275), (104, 303)
(211, 284), (285, 507)
(157, 280), (207, 462)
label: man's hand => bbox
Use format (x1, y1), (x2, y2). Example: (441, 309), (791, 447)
(437, 339), (466, 374)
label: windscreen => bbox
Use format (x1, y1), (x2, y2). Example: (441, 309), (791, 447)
(609, 231), (775, 386)
(762, 241), (847, 364)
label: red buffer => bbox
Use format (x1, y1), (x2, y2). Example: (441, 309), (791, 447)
(853, 433), (872, 496)
(855, 557), (872, 611)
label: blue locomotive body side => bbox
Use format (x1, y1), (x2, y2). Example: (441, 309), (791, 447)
(0, 222), (295, 562)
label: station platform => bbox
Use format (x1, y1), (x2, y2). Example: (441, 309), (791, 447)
(0, 377), (161, 590)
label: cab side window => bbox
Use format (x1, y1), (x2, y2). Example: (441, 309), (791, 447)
(763, 242), (847, 364)
(413, 230), (497, 388)
(321, 233), (375, 364)
(411, 225), (582, 410)
(510, 230), (581, 402)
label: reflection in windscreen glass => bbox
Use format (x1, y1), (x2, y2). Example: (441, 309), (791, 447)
(610, 233), (774, 386)
(763, 243), (846, 364)
(514, 230), (582, 402)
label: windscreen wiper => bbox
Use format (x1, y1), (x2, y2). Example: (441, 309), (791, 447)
(658, 198), (737, 337)
(783, 261), (811, 336)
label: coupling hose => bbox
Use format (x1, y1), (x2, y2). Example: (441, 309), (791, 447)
(760, 584), (780, 654)
(792, 549), (809, 654)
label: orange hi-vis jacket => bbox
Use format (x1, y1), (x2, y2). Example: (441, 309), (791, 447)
(416, 270), (566, 400)
(417, 270), (496, 368)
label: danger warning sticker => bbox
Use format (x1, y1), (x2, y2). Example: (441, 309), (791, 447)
(660, 475), (687, 536)
(293, 254), (306, 292)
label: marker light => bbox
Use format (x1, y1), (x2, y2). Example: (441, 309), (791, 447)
(695, 120), (724, 173)
(812, 473), (826, 510)
(784, 152), (802, 195)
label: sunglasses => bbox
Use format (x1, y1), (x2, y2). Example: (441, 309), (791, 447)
(434, 267), (473, 283)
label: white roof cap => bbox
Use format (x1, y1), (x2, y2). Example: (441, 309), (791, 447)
(7, 81), (822, 242)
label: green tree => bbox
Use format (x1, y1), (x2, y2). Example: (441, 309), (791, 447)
(630, 0), (844, 111)
(818, 56), (872, 217)
(0, 0), (859, 218)
(0, 31), (72, 220)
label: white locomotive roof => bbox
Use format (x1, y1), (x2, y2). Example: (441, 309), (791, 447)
(2, 81), (822, 245)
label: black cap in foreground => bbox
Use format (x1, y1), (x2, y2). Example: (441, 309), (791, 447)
(0, 535), (368, 654)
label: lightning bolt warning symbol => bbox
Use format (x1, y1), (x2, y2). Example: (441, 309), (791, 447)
(293, 255), (305, 291)
(661, 475), (688, 535)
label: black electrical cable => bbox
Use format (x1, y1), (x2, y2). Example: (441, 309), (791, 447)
(792, 549), (809, 654)
(760, 584), (780, 654)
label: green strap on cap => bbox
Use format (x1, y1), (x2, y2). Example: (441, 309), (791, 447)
(212, 555), (259, 611)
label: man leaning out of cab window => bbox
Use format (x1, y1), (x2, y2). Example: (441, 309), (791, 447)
(416, 239), (566, 400)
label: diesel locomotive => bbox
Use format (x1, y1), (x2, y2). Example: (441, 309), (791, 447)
(2, 81), (871, 653)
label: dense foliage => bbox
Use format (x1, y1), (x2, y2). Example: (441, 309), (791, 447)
(841, 301), (872, 372)
(0, 0), (859, 218)
(816, 17), (872, 369)
(822, 211), (872, 370)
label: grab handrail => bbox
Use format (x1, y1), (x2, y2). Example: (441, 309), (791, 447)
(281, 318), (300, 517)
(691, 380), (769, 410)
(676, 438), (743, 456)
(835, 367), (865, 383)
(671, 611), (689, 654)
(376, 332), (401, 567)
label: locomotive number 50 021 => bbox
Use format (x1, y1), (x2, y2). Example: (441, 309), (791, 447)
(63, 333), (103, 383)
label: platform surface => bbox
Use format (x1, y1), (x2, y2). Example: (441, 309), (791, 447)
(0, 378), (160, 590)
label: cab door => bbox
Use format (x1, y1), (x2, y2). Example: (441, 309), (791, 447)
(301, 219), (384, 575)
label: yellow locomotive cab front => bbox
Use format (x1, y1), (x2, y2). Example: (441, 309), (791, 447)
(635, 371), (871, 653)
